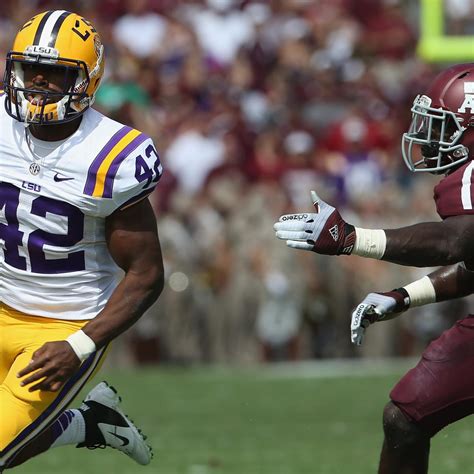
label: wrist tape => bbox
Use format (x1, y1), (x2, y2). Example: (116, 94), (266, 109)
(352, 228), (387, 259)
(403, 276), (436, 307)
(66, 330), (96, 362)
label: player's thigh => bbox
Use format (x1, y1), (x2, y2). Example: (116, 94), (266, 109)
(390, 316), (474, 436)
(0, 350), (57, 450)
(0, 317), (88, 450)
(0, 344), (108, 461)
(0, 310), (16, 384)
(0, 348), (10, 385)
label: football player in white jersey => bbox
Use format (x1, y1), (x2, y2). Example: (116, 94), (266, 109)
(0, 10), (164, 470)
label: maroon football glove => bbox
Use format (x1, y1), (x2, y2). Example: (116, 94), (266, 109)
(274, 190), (356, 255)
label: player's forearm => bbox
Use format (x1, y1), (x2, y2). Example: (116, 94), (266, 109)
(81, 267), (164, 349)
(427, 264), (474, 302)
(380, 222), (467, 267)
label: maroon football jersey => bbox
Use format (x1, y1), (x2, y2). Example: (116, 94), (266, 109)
(434, 161), (474, 219)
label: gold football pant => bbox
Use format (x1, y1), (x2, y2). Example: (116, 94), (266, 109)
(0, 303), (107, 467)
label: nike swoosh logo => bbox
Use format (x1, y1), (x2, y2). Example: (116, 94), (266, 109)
(108, 431), (130, 446)
(54, 173), (74, 182)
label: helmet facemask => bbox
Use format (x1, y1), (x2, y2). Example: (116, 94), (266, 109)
(4, 51), (91, 125)
(402, 95), (469, 174)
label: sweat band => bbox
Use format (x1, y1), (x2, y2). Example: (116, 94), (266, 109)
(66, 330), (97, 362)
(352, 228), (387, 259)
(403, 276), (436, 307)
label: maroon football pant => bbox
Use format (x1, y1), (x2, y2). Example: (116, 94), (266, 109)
(391, 315), (474, 436)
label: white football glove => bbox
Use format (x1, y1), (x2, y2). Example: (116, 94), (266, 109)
(351, 289), (410, 346)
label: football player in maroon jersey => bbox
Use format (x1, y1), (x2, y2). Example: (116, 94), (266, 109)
(274, 63), (474, 474)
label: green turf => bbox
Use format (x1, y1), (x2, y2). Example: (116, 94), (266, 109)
(11, 363), (474, 474)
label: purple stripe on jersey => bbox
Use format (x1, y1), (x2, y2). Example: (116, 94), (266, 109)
(83, 125), (132, 196)
(101, 133), (148, 198)
(118, 186), (156, 210)
(1, 347), (107, 457)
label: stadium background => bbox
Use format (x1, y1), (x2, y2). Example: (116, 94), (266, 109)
(1, 1), (474, 473)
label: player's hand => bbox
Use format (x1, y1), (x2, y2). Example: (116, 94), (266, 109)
(274, 190), (356, 255)
(17, 341), (81, 392)
(351, 289), (410, 346)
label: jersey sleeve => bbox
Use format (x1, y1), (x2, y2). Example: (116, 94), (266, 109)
(82, 125), (162, 214)
(110, 135), (163, 211)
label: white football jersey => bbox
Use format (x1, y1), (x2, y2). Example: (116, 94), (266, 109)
(0, 94), (162, 320)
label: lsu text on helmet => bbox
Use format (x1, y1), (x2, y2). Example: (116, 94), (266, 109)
(402, 63), (474, 174)
(3, 10), (105, 125)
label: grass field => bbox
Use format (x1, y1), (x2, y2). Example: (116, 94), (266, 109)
(12, 359), (474, 474)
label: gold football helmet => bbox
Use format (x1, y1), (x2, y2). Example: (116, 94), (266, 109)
(4, 10), (105, 124)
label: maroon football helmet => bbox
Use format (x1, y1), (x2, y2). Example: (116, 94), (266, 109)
(402, 63), (474, 174)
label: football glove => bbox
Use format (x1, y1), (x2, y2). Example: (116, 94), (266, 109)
(350, 289), (410, 346)
(274, 190), (356, 255)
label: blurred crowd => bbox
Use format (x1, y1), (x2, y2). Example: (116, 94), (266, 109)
(1, 0), (473, 365)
